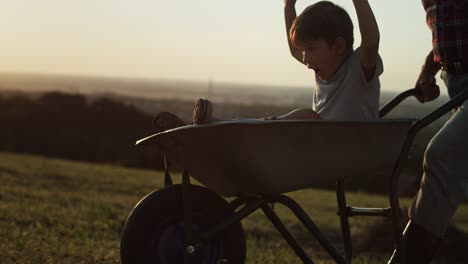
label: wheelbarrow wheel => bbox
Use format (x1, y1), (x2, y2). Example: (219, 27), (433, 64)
(120, 184), (246, 264)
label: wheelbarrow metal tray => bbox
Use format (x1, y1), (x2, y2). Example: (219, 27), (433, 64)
(137, 119), (415, 197)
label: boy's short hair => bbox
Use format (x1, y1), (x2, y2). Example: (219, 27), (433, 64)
(290, 1), (354, 49)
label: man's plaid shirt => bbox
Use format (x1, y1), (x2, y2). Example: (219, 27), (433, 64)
(422, 0), (468, 63)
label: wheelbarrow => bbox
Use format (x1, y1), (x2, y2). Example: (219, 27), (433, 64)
(120, 88), (468, 264)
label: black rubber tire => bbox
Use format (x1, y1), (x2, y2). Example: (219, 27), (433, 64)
(120, 184), (246, 264)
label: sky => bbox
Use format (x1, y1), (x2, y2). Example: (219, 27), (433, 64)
(0, 0), (437, 93)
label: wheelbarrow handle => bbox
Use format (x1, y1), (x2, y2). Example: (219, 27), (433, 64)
(378, 88), (419, 118)
(411, 89), (468, 135)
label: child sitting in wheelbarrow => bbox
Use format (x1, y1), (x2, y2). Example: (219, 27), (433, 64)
(154, 0), (382, 132)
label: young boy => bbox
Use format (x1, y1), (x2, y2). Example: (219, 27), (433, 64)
(282, 0), (382, 121)
(153, 0), (382, 131)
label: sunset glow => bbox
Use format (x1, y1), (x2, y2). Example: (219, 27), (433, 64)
(1, 0), (433, 91)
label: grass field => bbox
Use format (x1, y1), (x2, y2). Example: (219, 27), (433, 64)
(1, 152), (467, 263)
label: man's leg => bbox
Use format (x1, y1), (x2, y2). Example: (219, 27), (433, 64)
(392, 100), (468, 263)
(409, 103), (468, 236)
(390, 100), (468, 263)
(389, 70), (468, 264)
(410, 72), (468, 238)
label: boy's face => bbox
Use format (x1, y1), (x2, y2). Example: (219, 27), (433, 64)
(296, 38), (345, 81)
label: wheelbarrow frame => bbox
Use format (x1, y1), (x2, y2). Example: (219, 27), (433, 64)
(136, 88), (468, 264)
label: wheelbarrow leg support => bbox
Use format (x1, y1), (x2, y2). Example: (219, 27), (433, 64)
(261, 204), (314, 264)
(273, 195), (350, 264)
(230, 197), (248, 211)
(182, 168), (195, 263)
(262, 195), (350, 264)
(163, 153), (173, 186)
(201, 198), (265, 242)
(336, 180), (352, 262)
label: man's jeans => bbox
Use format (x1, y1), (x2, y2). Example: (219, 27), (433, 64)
(409, 71), (468, 237)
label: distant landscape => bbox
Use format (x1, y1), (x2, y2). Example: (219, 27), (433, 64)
(0, 71), (449, 109)
(0, 72), (318, 107)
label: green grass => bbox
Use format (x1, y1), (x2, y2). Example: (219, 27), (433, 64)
(0, 152), (467, 263)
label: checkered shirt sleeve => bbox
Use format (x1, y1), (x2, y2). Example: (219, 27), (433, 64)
(423, 0), (468, 62)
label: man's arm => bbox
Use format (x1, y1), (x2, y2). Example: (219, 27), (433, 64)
(353, 0), (380, 81)
(284, 0), (303, 64)
(415, 50), (441, 102)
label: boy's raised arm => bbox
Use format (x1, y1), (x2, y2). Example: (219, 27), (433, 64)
(284, 0), (303, 64)
(352, 0), (380, 81)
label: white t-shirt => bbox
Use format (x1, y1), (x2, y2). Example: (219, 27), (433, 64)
(313, 47), (383, 121)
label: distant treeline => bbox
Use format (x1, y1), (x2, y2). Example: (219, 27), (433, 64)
(0, 91), (163, 169)
(0, 91), (301, 171)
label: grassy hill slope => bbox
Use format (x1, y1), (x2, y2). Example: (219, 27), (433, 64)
(1, 152), (467, 263)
